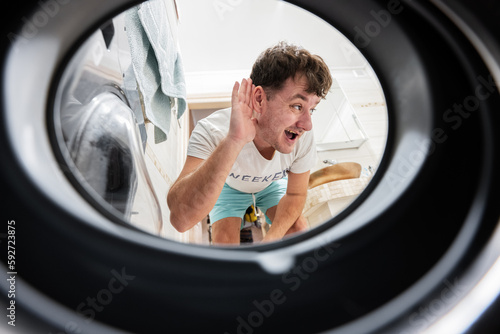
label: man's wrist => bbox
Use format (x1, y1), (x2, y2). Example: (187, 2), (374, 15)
(225, 133), (249, 150)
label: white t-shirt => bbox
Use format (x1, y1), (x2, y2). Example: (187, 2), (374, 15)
(187, 108), (318, 193)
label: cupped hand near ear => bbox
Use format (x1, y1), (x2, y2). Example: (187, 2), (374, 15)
(228, 78), (257, 146)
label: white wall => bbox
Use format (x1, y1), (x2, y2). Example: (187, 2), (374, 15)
(175, 0), (368, 75)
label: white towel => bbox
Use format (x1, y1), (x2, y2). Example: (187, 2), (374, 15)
(125, 0), (187, 143)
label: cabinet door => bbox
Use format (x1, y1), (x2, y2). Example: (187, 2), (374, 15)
(313, 78), (368, 151)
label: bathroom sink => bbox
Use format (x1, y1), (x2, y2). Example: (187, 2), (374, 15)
(308, 162), (362, 189)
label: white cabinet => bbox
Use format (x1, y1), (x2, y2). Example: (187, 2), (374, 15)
(312, 79), (368, 151)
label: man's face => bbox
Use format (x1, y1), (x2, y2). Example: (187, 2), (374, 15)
(256, 74), (321, 154)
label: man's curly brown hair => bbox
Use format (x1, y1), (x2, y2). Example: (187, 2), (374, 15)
(250, 41), (332, 100)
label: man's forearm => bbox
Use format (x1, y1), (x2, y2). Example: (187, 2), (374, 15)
(263, 193), (307, 242)
(167, 137), (245, 232)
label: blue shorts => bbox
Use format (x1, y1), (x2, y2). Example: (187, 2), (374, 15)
(209, 178), (288, 226)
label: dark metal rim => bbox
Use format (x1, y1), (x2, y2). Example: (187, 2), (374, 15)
(0, 0), (499, 333)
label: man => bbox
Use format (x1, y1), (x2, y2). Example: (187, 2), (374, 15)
(167, 42), (332, 244)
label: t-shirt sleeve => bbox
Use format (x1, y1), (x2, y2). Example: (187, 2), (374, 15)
(289, 131), (318, 174)
(186, 118), (227, 160)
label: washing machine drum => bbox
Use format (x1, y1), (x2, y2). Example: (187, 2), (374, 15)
(1, 0), (500, 333)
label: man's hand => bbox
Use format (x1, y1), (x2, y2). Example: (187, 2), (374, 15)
(261, 171), (310, 243)
(228, 78), (257, 146)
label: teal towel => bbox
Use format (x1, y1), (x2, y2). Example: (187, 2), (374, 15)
(125, 0), (187, 143)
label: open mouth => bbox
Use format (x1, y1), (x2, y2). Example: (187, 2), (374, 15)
(285, 129), (299, 141)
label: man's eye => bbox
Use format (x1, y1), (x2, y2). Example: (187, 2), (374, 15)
(292, 105), (302, 111)
(310, 108), (316, 115)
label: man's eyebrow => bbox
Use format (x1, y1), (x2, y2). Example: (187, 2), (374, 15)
(291, 93), (308, 101)
(291, 93), (321, 106)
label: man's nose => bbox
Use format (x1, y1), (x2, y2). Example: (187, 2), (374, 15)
(297, 110), (313, 132)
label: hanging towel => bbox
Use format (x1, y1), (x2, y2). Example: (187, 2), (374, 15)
(125, 0), (187, 143)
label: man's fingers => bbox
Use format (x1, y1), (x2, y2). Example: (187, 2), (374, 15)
(231, 81), (240, 105)
(238, 78), (248, 103)
(237, 78), (254, 105)
(244, 78), (253, 103)
(233, 78), (255, 113)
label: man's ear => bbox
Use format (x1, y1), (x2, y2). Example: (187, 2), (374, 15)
(253, 86), (266, 114)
